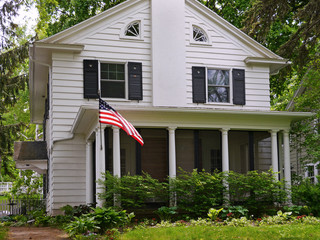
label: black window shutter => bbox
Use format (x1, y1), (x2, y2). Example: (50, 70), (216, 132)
(128, 62), (143, 100)
(192, 67), (206, 103)
(232, 69), (245, 105)
(83, 60), (99, 99)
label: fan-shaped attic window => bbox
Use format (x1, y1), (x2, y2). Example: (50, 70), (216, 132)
(193, 26), (208, 43)
(125, 21), (140, 37)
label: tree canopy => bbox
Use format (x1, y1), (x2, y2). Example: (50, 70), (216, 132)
(0, 0), (35, 178)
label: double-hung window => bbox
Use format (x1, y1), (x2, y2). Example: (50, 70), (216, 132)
(100, 63), (125, 99)
(83, 60), (142, 100)
(207, 69), (230, 103)
(192, 67), (245, 105)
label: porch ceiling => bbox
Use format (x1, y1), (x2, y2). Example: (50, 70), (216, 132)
(71, 105), (313, 135)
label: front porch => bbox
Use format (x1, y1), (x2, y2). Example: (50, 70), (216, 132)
(70, 106), (311, 206)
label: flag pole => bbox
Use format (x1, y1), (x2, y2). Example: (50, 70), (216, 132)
(98, 91), (103, 150)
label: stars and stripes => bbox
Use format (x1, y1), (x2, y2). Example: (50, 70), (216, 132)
(99, 98), (144, 146)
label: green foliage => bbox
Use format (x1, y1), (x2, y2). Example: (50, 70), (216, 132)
(292, 178), (320, 216)
(283, 205), (310, 216)
(64, 207), (134, 237)
(99, 172), (168, 209)
(221, 206), (249, 219)
(155, 206), (177, 221)
(36, 0), (127, 38)
(61, 204), (94, 218)
(6, 170), (42, 199)
(171, 169), (225, 217)
(227, 170), (287, 217)
(65, 216), (99, 237)
(207, 207), (223, 221)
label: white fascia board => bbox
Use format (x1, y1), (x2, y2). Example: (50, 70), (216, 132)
(186, 0), (283, 60)
(244, 57), (291, 75)
(71, 104), (314, 134)
(33, 42), (84, 52)
(39, 0), (142, 44)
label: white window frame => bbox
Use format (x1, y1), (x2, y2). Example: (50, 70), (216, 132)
(190, 24), (211, 46)
(99, 61), (128, 100)
(120, 19), (144, 41)
(205, 67), (233, 105)
(305, 162), (319, 184)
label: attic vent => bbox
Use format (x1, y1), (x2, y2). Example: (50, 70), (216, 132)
(193, 26), (208, 42)
(125, 21), (140, 37)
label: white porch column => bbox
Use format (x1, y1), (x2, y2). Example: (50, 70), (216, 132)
(112, 126), (121, 177)
(283, 129), (292, 204)
(168, 127), (177, 179)
(86, 140), (94, 204)
(221, 128), (230, 172)
(270, 130), (279, 180)
(168, 127), (177, 207)
(95, 126), (106, 207)
(220, 128), (230, 203)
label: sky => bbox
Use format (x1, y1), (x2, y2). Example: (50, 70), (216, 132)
(15, 3), (39, 36)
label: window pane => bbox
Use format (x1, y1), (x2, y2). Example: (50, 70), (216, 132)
(208, 69), (229, 85)
(100, 63), (126, 98)
(208, 86), (229, 102)
(101, 71), (108, 79)
(193, 26), (208, 42)
(101, 81), (125, 98)
(101, 63), (109, 71)
(125, 22), (140, 37)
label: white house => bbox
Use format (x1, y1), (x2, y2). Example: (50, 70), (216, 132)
(20, 0), (312, 215)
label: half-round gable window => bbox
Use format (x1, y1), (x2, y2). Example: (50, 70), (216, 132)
(193, 26), (208, 43)
(125, 21), (140, 37)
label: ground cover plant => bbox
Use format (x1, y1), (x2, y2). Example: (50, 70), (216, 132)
(0, 226), (8, 240)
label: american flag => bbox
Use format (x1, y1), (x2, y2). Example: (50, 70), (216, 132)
(99, 98), (144, 146)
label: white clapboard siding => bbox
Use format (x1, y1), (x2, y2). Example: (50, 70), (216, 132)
(48, 1), (152, 212)
(184, 5), (271, 110)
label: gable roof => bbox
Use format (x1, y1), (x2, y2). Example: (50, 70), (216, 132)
(39, 0), (286, 63)
(40, 0), (143, 44)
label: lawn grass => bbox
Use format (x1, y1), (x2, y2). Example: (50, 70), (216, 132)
(0, 226), (8, 240)
(120, 224), (320, 240)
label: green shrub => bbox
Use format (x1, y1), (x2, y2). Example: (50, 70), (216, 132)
(227, 170), (287, 217)
(221, 206), (249, 219)
(171, 169), (225, 217)
(283, 205), (310, 216)
(155, 206), (177, 221)
(98, 172), (168, 209)
(292, 179), (320, 216)
(207, 208), (223, 221)
(64, 207), (134, 237)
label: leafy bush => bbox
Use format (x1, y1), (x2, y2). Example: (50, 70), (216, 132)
(64, 207), (134, 237)
(98, 172), (168, 209)
(155, 206), (177, 221)
(61, 204), (94, 218)
(283, 205), (310, 216)
(207, 208), (223, 221)
(227, 170), (287, 217)
(171, 169), (225, 217)
(292, 178), (320, 216)
(221, 206), (249, 219)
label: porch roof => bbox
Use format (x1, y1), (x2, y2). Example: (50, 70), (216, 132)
(71, 105), (313, 135)
(14, 141), (48, 174)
